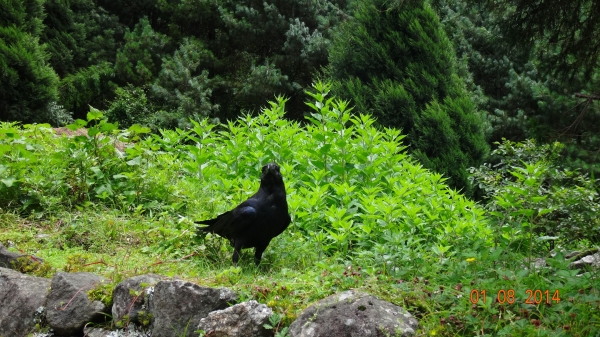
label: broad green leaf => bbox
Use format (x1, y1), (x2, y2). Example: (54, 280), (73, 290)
(88, 127), (99, 137)
(67, 119), (87, 130)
(87, 107), (104, 121)
(100, 123), (118, 132)
(128, 124), (151, 134)
(1, 178), (16, 187)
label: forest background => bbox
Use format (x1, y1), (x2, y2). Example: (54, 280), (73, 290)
(1, 0), (599, 194)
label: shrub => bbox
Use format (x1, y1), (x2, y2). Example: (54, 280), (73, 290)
(105, 85), (155, 129)
(470, 139), (600, 250)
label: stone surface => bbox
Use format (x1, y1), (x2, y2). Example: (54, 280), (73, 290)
(0, 267), (50, 337)
(571, 252), (600, 270)
(83, 324), (152, 337)
(0, 243), (23, 269)
(0, 242), (45, 272)
(84, 327), (115, 337)
(112, 274), (163, 327)
(45, 272), (110, 336)
(289, 289), (419, 337)
(197, 300), (273, 337)
(150, 280), (238, 337)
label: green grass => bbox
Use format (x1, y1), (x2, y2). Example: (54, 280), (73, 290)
(0, 82), (598, 336)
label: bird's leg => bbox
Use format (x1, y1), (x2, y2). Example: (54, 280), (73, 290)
(232, 239), (244, 265)
(254, 243), (268, 266)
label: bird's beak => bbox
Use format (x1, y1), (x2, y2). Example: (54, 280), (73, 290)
(267, 163), (278, 173)
(261, 163), (281, 179)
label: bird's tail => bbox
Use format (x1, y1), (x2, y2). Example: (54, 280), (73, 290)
(195, 219), (217, 233)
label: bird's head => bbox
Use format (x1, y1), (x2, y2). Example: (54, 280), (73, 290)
(260, 163), (284, 187)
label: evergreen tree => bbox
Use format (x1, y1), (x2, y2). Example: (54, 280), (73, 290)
(41, 0), (89, 77)
(327, 0), (488, 193)
(32, 0), (351, 123)
(41, 0), (121, 77)
(58, 61), (115, 117)
(489, 0), (600, 82)
(114, 17), (170, 87)
(150, 37), (217, 129)
(40, 0), (122, 118)
(434, 0), (600, 176)
(155, 0), (350, 120)
(0, 0), (61, 124)
(105, 84), (155, 129)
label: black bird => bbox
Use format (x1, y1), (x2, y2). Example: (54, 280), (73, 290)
(196, 163), (291, 265)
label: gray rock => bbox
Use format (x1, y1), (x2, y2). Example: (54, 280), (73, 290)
(84, 327), (114, 337)
(197, 300), (273, 337)
(289, 289), (419, 337)
(571, 252), (600, 270)
(0, 242), (45, 270)
(150, 280), (238, 337)
(530, 257), (547, 271)
(112, 274), (163, 327)
(564, 251), (581, 259)
(45, 272), (111, 336)
(83, 324), (152, 337)
(0, 243), (23, 268)
(0, 267), (51, 337)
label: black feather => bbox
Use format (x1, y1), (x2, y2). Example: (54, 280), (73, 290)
(196, 163), (291, 265)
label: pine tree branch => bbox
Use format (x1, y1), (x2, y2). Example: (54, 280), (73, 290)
(575, 93), (600, 100)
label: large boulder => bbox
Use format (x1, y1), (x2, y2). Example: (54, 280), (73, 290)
(112, 274), (163, 327)
(150, 280), (238, 337)
(0, 267), (50, 337)
(45, 272), (111, 336)
(289, 290), (419, 337)
(197, 300), (273, 337)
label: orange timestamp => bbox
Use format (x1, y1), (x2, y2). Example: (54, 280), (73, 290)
(469, 289), (561, 305)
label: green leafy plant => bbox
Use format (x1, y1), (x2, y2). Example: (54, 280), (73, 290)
(87, 280), (115, 307)
(264, 313), (289, 337)
(11, 256), (53, 277)
(470, 139), (600, 249)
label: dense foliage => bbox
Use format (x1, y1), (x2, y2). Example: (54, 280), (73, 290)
(326, 0), (489, 193)
(490, 0), (600, 82)
(2, 0), (600, 187)
(0, 83), (489, 257)
(434, 0), (600, 176)
(470, 139), (600, 248)
(8, 0), (349, 125)
(1, 86), (599, 336)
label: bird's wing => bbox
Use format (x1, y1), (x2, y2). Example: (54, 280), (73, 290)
(197, 201), (258, 239)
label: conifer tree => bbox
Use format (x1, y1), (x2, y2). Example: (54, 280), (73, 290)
(327, 0), (488, 193)
(41, 0), (121, 118)
(115, 17), (170, 87)
(0, 0), (60, 123)
(141, 0), (347, 120)
(434, 0), (600, 176)
(150, 37), (218, 128)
